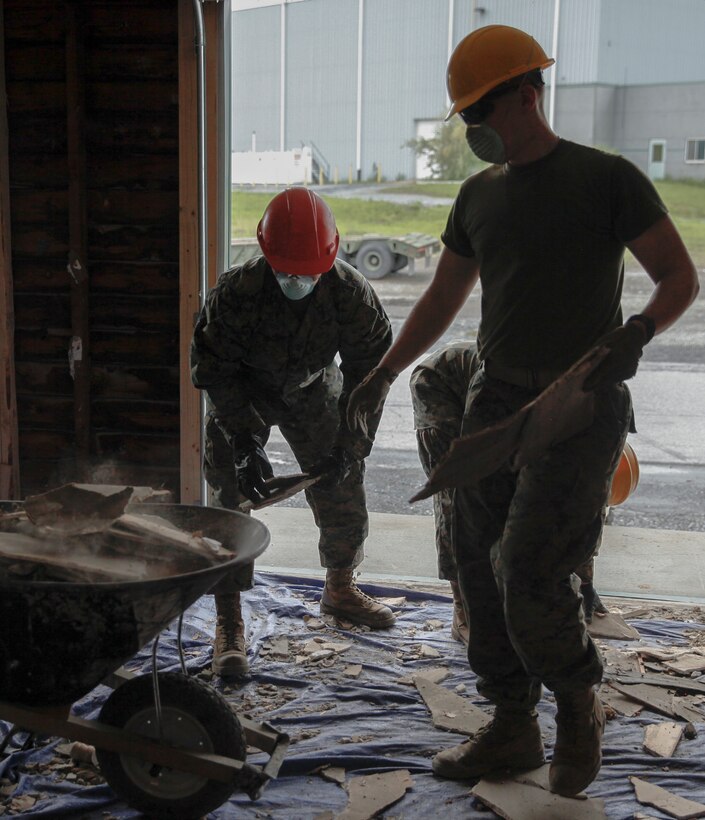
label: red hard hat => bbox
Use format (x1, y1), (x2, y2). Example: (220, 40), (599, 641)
(256, 188), (340, 276)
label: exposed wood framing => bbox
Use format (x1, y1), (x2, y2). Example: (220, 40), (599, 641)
(178, 0), (202, 504)
(205, 1), (223, 291)
(65, 1), (91, 456)
(0, 0), (21, 498)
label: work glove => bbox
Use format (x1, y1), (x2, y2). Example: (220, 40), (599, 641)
(346, 366), (397, 438)
(312, 447), (356, 490)
(581, 581), (608, 624)
(583, 322), (647, 390)
(232, 435), (274, 504)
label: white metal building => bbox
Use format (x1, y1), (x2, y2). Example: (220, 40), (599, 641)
(231, 0), (705, 181)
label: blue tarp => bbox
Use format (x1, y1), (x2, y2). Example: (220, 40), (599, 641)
(2, 572), (705, 819)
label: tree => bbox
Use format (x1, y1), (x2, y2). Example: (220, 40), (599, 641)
(406, 118), (487, 180)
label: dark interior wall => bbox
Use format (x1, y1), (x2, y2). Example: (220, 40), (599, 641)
(3, 0), (181, 498)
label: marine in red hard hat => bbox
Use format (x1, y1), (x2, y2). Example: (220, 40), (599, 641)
(191, 188), (396, 680)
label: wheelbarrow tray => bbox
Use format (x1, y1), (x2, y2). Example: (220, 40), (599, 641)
(0, 503), (270, 706)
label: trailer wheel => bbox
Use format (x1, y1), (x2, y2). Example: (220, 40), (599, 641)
(96, 672), (245, 820)
(356, 241), (394, 279)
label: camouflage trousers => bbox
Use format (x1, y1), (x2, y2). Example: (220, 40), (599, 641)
(205, 366), (368, 593)
(409, 342), (480, 580)
(456, 369), (632, 711)
(410, 343), (605, 587)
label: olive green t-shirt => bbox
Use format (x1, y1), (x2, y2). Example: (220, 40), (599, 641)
(441, 139), (667, 369)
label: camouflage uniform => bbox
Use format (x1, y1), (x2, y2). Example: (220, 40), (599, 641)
(190, 256), (392, 591)
(455, 373), (631, 711)
(409, 341), (604, 588)
(409, 341), (480, 580)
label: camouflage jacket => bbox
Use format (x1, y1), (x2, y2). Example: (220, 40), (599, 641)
(190, 256), (392, 456)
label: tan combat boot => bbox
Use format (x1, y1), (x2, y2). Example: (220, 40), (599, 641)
(432, 709), (544, 780)
(549, 687), (605, 796)
(320, 568), (396, 629)
(449, 581), (469, 646)
(212, 592), (249, 677)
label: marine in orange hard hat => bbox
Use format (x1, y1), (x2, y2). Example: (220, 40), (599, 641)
(256, 187), (340, 277)
(445, 24), (555, 120)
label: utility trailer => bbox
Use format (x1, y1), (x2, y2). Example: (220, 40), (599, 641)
(231, 232), (440, 280)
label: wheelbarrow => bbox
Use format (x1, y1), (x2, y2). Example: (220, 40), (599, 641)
(0, 501), (289, 819)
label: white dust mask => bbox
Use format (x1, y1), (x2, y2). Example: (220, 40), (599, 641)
(274, 272), (319, 301)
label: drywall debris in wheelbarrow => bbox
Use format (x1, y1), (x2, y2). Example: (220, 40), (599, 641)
(0, 485), (233, 584)
(0, 499), (270, 705)
(23, 482), (170, 534)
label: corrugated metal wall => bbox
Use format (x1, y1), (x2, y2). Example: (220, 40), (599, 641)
(597, 0), (705, 86)
(361, 0), (448, 179)
(232, 5), (280, 152)
(231, 0), (705, 181)
(286, 0), (358, 178)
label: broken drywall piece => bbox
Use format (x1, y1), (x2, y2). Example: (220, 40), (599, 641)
(336, 769), (412, 820)
(630, 776), (705, 819)
(319, 765), (346, 785)
(24, 483), (134, 534)
(610, 673), (705, 696)
(608, 682), (704, 724)
(378, 596), (406, 606)
(412, 667), (450, 685)
(599, 645), (642, 676)
(511, 764), (587, 799)
(343, 664), (362, 678)
(643, 721), (684, 757)
(587, 611), (640, 640)
(598, 684), (644, 717)
(638, 646), (691, 663)
(419, 643), (441, 658)
(472, 776), (607, 819)
(665, 655), (705, 675)
(320, 641), (353, 654)
(415, 677), (490, 735)
(398, 665), (449, 686)
(267, 636), (289, 659)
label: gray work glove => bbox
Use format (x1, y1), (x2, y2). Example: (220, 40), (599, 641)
(581, 581), (608, 624)
(346, 366), (397, 438)
(232, 435), (273, 504)
(583, 323), (646, 390)
(312, 446), (356, 490)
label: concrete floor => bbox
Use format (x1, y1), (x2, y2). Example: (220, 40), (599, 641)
(254, 507), (705, 604)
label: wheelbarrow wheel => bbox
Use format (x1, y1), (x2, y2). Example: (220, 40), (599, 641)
(95, 672), (245, 820)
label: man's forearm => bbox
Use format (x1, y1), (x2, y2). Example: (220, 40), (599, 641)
(378, 247), (479, 375)
(627, 215), (700, 336)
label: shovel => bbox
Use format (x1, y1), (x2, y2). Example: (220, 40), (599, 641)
(238, 472), (321, 512)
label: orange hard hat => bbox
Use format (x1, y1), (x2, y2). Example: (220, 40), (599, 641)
(256, 187), (340, 276)
(445, 24), (554, 120)
(608, 442), (640, 506)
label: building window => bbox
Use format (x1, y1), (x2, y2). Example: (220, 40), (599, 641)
(685, 139), (705, 163)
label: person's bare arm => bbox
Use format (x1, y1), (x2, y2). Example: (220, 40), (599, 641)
(626, 214), (700, 335)
(379, 245), (480, 376)
(345, 247), (479, 436)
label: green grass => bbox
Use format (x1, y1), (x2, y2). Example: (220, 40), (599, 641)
(232, 178), (705, 267)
